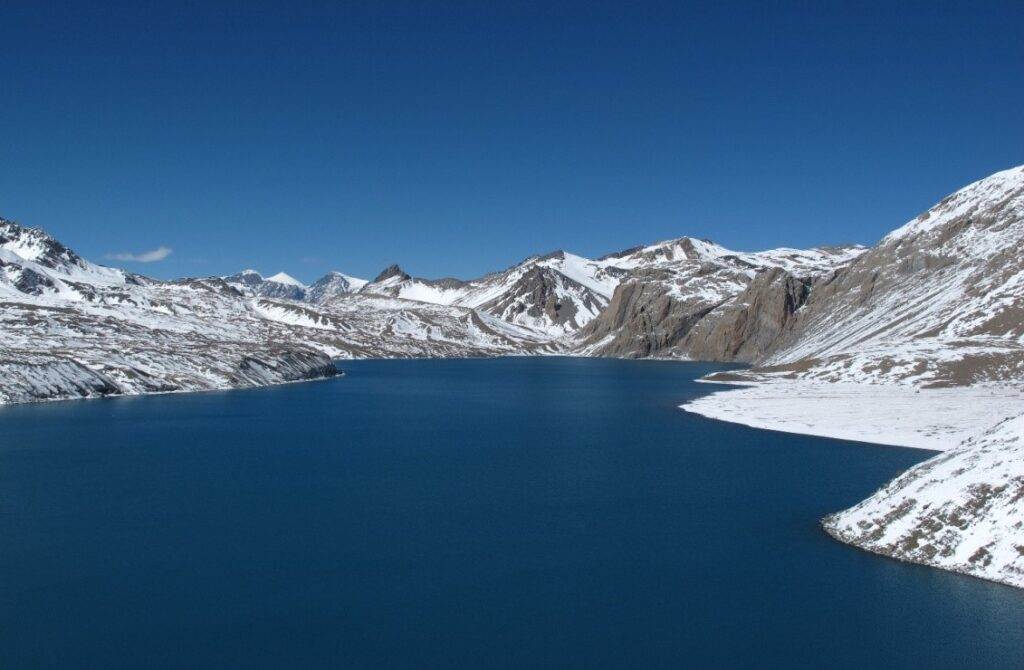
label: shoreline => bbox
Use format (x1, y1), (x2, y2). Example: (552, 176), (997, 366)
(679, 380), (1024, 451)
(0, 366), (343, 409)
(682, 378), (1024, 590)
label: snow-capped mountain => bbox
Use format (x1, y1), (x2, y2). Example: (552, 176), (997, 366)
(306, 271), (368, 304)
(224, 269), (369, 304)
(1, 218), (131, 295)
(2, 163), (1020, 409)
(350, 242), (863, 344)
(224, 269), (307, 301)
(575, 237), (865, 358)
(355, 252), (620, 336)
(0, 222), (544, 404)
(751, 165), (1024, 387)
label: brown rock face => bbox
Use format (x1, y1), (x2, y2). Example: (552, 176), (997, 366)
(576, 266), (824, 362)
(576, 273), (723, 358)
(682, 268), (815, 363)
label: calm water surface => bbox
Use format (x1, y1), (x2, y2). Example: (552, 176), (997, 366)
(1, 358), (1022, 668)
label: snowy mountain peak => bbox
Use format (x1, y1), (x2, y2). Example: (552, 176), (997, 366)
(373, 264), (411, 283)
(1, 218), (86, 270)
(266, 272), (305, 288)
(0, 217), (126, 289)
(306, 271), (368, 304)
(883, 164), (1024, 244)
(224, 269), (305, 300)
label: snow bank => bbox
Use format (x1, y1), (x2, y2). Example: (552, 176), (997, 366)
(681, 381), (1024, 450)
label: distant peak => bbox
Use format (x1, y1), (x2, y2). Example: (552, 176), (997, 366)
(373, 264), (410, 283)
(310, 270), (368, 288)
(266, 272), (305, 287)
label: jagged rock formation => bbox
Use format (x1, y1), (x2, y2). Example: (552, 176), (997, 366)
(681, 268), (814, 362)
(574, 239), (863, 358)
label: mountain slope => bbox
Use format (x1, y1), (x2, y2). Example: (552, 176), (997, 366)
(0, 222), (542, 403)
(746, 165), (1024, 386)
(825, 412), (1024, 589)
(677, 164), (1024, 589)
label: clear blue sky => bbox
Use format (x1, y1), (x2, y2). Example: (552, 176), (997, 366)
(3, 1), (1022, 282)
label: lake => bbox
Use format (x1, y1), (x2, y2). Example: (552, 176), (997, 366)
(1, 358), (1022, 668)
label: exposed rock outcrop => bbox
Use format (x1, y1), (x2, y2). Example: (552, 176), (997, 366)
(681, 268), (815, 363)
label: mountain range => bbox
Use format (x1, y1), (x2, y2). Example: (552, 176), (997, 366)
(4, 166), (1022, 401)
(2, 164), (1022, 587)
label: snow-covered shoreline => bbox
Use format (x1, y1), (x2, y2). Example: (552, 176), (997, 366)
(0, 367), (344, 409)
(680, 380), (1024, 451)
(683, 379), (1024, 589)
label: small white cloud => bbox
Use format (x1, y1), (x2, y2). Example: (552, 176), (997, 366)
(106, 246), (173, 263)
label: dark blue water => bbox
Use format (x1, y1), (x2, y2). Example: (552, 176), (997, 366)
(1, 358), (1022, 668)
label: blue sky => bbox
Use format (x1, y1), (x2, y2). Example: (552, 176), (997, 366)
(2, 2), (1022, 282)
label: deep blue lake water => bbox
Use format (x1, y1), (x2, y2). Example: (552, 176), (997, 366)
(1, 358), (1023, 668)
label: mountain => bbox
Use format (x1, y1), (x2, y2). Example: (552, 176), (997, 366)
(355, 252), (619, 336)
(729, 165), (1024, 386)
(306, 271), (368, 304)
(0, 222), (544, 404)
(225, 269), (370, 304)
(224, 269), (307, 301)
(350, 243), (866, 344)
(2, 164), (1020, 398)
(0, 224), (340, 404)
(575, 238), (865, 358)
(1, 218), (132, 294)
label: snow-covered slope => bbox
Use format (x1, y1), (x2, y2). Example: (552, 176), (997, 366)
(1, 219), (130, 291)
(0, 224), (341, 405)
(756, 165), (1024, 386)
(824, 413), (1024, 589)
(357, 252), (620, 336)
(252, 293), (558, 359)
(0, 221), (546, 404)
